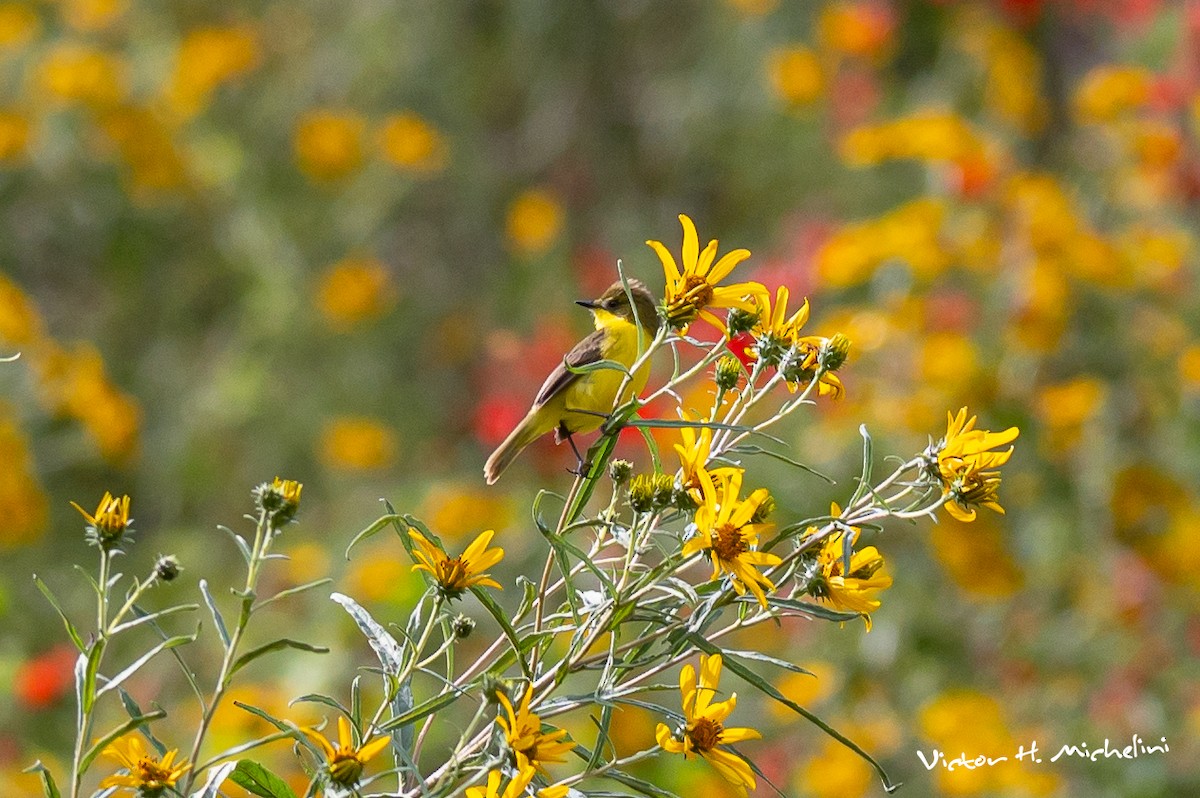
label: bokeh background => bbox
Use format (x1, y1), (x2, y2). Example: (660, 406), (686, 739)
(2, 0), (1199, 796)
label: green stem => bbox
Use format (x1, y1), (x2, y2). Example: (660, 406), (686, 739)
(180, 509), (272, 793)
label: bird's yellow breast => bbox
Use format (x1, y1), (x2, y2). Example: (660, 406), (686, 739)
(556, 317), (652, 435)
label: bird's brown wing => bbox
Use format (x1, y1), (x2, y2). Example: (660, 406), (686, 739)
(533, 329), (606, 408)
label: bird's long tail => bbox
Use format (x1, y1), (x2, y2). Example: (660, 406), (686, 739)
(484, 412), (545, 485)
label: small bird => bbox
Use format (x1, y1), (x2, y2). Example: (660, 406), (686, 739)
(484, 279), (660, 484)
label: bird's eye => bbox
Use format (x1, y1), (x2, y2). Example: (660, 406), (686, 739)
(604, 298), (618, 309)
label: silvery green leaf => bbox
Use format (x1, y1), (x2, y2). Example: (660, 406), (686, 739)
(331, 593), (403, 675)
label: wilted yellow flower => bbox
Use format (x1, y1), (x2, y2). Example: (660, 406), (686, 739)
(768, 45), (823, 106)
(506, 188), (563, 255)
(99, 736), (190, 796)
(315, 256), (397, 330)
(409, 527), (504, 598)
(167, 26), (259, 118)
(0, 3), (37, 50)
(649, 213), (766, 334)
(380, 112), (447, 173)
(37, 45), (124, 107)
(1074, 65), (1151, 122)
(0, 274), (42, 345)
(0, 413), (48, 548)
(303, 716), (390, 788)
(496, 686), (575, 773)
(656, 654), (760, 794)
(71, 490), (131, 548)
(933, 407), (1019, 522)
(62, 0), (126, 31)
(319, 416), (397, 471)
(807, 508), (891, 629)
(294, 109), (366, 182)
(687, 468), (781, 607)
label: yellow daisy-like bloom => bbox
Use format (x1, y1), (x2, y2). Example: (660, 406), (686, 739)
(934, 407), (1019, 523)
(686, 469), (782, 607)
(409, 527), (504, 599)
(70, 490), (131, 548)
(303, 716), (391, 788)
(807, 507), (892, 630)
(673, 412), (741, 498)
(466, 765), (569, 798)
(99, 736), (190, 796)
(648, 214), (767, 335)
(655, 654), (761, 795)
(496, 686), (575, 773)
(749, 285), (810, 363)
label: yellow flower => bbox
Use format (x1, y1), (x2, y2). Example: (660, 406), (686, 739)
(303, 716), (390, 788)
(506, 189), (563, 255)
(70, 490), (131, 549)
(648, 214), (767, 334)
(315, 256), (397, 330)
(409, 527), (504, 598)
(655, 654), (760, 795)
(744, 290), (847, 397)
(166, 26), (259, 118)
(0, 413), (48, 548)
(0, 3), (39, 51)
(37, 45), (125, 107)
(496, 686), (575, 773)
(466, 765), (569, 798)
(61, 0), (126, 31)
(807, 510), (891, 630)
(933, 407), (1019, 523)
(318, 416), (397, 471)
(752, 285), (810, 353)
(0, 109), (27, 161)
(1073, 65), (1150, 122)
(0, 274), (43, 345)
(672, 412), (741, 497)
(380, 112), (447, 173)
(768, 45), (824, 106)
(294, 109), (366, 182)
(99, 736), (190, 796)
(686, 468), (782, 607)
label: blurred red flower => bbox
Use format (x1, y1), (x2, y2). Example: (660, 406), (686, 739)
(15, 644), (76, 709)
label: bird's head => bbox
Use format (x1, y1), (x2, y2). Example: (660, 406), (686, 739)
(576, 279), (661, 333)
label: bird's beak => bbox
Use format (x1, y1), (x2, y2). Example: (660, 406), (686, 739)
(575, 299), (600, 309)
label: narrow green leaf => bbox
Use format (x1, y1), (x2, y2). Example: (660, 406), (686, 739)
(230, 639), (328, 676)
(79, 710), (167, 772)
(109, 603), (198, 636)
(218, 525), (253, 565)
(33, 576), (85, 651)
(752, 596), (862, 623)
(253, 578), (333, 612)
(22, 760), (60, 798)
(378, 689), (461, 732)
(97, 630), (197, 698)
(83, 640), (105, 713)
(118, 688), (168, 756)
(344, 514), (404, 560)
(229, 760), (298, 798)
(566, 357), (632, 378)
(199, 580), (230, 649)
(726, 444), (836, 484)
(470, 586), (533, 682)
(289, 693), (350, 716)
(331, 592), (403, 675)
(132, 605), (204, 707)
